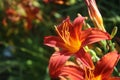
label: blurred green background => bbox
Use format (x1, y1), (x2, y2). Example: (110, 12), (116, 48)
(0, 0), (119, 80)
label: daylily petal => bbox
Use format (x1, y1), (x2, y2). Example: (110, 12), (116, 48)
(49, 51), (71, 78)
(108, 77), (120, 80)
(71, 16), (85, 39)
(94, 51), (120, 79)
(81, 28), (110, 47)
(60, 61), (85, 80)
(57, 17), (72, 35)
(73, 16), (85, 30)
(75, 48), (94, 69)
(44, 36), (64, 48)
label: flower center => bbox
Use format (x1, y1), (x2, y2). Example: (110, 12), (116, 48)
(55, 22), (81, 53)
(84, 67), (102, 80)
(92, 75), (102, 80)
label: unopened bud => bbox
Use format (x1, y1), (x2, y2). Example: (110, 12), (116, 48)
(95, 47), (103, 56)
(111, 26), (118, 39)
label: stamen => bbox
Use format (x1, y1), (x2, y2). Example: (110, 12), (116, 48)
(84, 67), (95, 80)
(55, 21), (82, 53)
(55, 22), (70, 45)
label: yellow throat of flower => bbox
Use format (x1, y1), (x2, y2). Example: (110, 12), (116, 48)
(55, 23), (81, 53)
(85, 67), (102, 80)
(92, 75), (102, 80)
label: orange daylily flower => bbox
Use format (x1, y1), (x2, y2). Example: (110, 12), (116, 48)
(84, 0), (106, 31)
(44, 16), (111, 79)
(44, 16), (110, 54)
(2, 0), (42, 30)
(17, 0), (42, 30)
(48, 50), (120, 80)
(77, 50), (120, 80)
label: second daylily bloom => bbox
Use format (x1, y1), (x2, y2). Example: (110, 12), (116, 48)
(48, 49), (120, 80)
(44, 16), (110, 78)
(77, 50), (120, 80)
